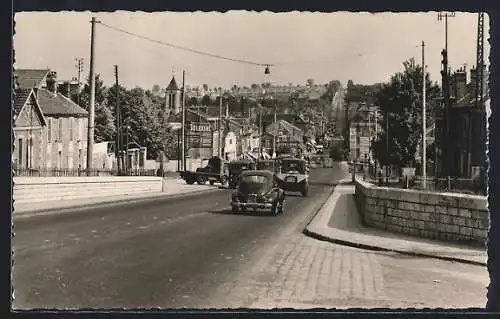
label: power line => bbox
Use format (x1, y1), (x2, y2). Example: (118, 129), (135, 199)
(97, 20), (422, 70)
(98, 21), (269, 67)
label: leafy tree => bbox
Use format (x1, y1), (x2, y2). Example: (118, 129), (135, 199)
(251, 83), (259, 90)
(203, 84), (208, 92)
(370, 59), (441, 170)
(188, 97), (198, 106)
(152, 84), (162, 96)
(306, 78), (315, 87)
(79, 74), (116, 143)
(201, 95), (211, 106)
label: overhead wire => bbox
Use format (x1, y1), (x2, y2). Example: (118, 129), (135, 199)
(98, 20), (423, 71)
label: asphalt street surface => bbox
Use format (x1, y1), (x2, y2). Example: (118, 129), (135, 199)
(12, 164), (488, 309)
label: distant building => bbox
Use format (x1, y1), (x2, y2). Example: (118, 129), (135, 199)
(165, 76), (181, 115)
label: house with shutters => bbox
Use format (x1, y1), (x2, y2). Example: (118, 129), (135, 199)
(13, 69), (89, 171)
(12, 88), (47, 170)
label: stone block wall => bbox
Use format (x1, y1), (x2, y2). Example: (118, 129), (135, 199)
(355, 179), (489, 246)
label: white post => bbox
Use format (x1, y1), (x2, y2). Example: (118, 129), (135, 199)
(422, 41), (427, 189)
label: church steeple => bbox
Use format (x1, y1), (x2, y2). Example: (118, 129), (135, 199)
(165, 76), (181, 115)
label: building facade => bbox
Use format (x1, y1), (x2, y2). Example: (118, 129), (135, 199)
(13, 69), (89, 171)
(13, 88), (47, 170)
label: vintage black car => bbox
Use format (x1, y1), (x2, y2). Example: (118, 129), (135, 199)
(228, 159), (256, 188)
(275, 157), (310, 196)
(256, 159), (277, 174)
(231, 170), (286, 215)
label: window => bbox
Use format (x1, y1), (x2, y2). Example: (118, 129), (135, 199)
(58, 118), (63, 141)
(58, 151), (62, 169)
(69, 118), (73, 141)
(18, 138), (23, 168)
(47, 119), (52, 141)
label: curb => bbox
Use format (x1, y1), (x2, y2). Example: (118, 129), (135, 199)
(14, 188), (221, 220)
(301, 182), (487, 267)
(302, 227), (486, 267)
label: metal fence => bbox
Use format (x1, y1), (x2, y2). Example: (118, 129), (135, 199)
(361, 173), (486, 196)
(13, 168), (161, 177)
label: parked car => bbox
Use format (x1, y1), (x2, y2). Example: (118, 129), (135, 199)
(231, 170), (286, 216)
(228, 159), (256, 188)
(275, 157), (309, 196)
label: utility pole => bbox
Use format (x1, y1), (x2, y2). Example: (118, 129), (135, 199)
(437, 11), (455, 179)
(86, 16), (99, 176)
(75, 58), (84, 106)
(114, 65), (121, 175)
(218, 88), (223, 158)
(273, 102), (277, 158)
(181, 70), (186, 171)
(438, 11), (455, 53)
(422, 41), (427, 189)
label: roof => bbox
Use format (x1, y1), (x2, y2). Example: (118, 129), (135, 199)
(13, 88), (47, 126)
(13, 88), (32, 114)
(14, 69), (50, 89)
(166, 77), (179, 91)
(37, 89), (88, 117)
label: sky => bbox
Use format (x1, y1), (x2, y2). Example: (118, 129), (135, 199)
(13, 11), (490, 90)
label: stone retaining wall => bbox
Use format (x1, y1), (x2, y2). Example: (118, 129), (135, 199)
(354, 178), (489, 246)
(13, 176), (163, 204)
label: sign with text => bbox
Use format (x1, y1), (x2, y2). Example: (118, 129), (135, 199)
(189, 122), (211, 132)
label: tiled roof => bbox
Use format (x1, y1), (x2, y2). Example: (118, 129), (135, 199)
(37, 89), (88, 117)
(14, 69), (50, 89)
(13, 88), (32, 114)
(166, 77), (179, 91)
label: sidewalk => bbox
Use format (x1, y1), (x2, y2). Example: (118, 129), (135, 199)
(303, 183), (487, 266)
(13, 178), (221, 218)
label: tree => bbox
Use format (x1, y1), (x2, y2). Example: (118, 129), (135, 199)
(79, 74), (116, 143)
(203, 84), (208, 92)
(370, 59), (441, 170)
(151, 84), (162, 96)
(188, 97), (198, 106)
(306, 78), (315, 87)
(201, 95), (211, 106)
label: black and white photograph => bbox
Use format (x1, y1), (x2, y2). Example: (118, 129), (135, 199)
(11, 10), (491, 310)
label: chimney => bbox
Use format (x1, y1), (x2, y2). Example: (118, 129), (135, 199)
(470, 67), (477, 99)
(453, 68), (467, 102)
(46, 71), (58, 96)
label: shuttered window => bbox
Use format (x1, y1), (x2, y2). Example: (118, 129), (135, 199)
(47, 119), (52, 141)
(58, 118), (63, 141)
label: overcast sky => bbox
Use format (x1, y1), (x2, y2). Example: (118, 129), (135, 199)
(13, 11), (489, 90)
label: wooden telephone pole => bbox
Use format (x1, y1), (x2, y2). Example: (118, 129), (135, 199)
(86, 16), (99, 175)
(114, 65), (122, 174)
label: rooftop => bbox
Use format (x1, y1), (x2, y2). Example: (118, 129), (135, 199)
(14, 69), (50, 89)
(37, 89), (88, 117)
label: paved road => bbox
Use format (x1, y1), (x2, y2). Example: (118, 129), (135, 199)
(12, 164), (488, 309)
(13, 166), (345, 309)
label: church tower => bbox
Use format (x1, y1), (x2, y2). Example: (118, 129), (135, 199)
(165, 76), (181, 115)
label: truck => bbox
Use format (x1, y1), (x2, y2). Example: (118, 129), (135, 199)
(179, 156), (229, 186)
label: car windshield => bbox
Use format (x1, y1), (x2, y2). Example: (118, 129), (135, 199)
(257, 161), (274, 170)
(241, 175), (268, 184)
(230, 163), (250, 172)
(281, 161), (305, 174)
